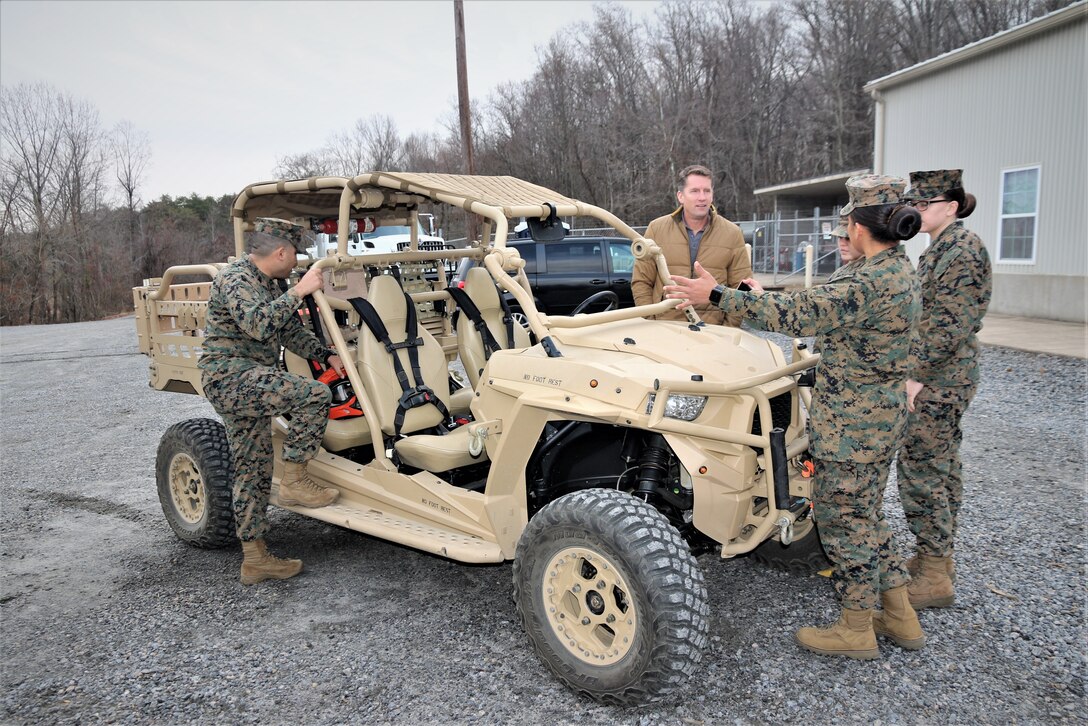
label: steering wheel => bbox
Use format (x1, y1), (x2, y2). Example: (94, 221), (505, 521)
(571, 290), (620, 316)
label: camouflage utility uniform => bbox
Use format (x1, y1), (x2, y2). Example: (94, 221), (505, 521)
(828, 257), (864, 283)
(717, 246), (920, 609)
(898, 220), (991, 557)
(199, 258), (332, 541)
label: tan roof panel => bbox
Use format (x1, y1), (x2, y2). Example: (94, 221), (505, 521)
(234, 173), (589, 222)
(355, 172), (585, 214)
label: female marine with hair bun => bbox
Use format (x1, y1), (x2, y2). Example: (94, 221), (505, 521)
(897, 169), (992, 611)
(664, 174), (925, 661)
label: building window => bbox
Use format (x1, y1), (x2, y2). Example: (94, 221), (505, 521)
(998, 165), (1040, 263)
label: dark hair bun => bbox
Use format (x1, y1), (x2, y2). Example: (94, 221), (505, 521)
(957, 192), (977, 219)
(887, 205), (921, 240)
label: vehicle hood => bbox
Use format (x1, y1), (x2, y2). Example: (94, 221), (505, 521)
(509, 318), (788, 389)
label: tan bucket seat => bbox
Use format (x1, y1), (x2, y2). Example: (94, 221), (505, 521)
(354, 275), (485, 472)
(454, 267), (533, 389)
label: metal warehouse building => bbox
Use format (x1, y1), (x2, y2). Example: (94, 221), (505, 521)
(866, 1), (1087, 323)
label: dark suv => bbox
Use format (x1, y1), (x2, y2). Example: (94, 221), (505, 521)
(456, 236), (636, 316)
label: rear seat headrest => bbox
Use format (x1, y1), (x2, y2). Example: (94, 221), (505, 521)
(367, 275), (408, 328)
(463, 267), (500, 309)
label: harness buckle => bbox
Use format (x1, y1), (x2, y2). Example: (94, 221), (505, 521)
(398, 385), (435, 411)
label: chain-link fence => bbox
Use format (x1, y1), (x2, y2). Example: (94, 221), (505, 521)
(737, 212), (843, 285)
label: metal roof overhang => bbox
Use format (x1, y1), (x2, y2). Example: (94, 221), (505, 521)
(753, 169), (869, 198)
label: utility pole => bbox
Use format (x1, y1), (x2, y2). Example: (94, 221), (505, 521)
(454, 0), (478, 242)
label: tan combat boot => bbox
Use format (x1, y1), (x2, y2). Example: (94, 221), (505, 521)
(795, 608), (880, 660)
(906, 552), (956, 583)
(240, 539), (303, 585)
(278, 461), (338, 508)
(908, 554), (955, 609)
(872, 586), (927, 650)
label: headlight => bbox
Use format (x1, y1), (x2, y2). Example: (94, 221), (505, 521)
(645, 393), (708, 421)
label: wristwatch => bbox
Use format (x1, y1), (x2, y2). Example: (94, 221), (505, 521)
(708, 285), (726, 307)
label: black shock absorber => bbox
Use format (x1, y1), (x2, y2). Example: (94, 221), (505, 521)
(635, 433), (671, 502)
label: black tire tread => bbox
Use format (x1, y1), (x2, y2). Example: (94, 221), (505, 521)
(512, 489), (709, 706)
(155, 418), (235, 549)
(750, 519), (831, 575)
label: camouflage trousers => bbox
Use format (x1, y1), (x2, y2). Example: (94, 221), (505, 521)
(896, 383), (976, 558)
(813, 457), (910, 610)
(203, 366), (331, 541)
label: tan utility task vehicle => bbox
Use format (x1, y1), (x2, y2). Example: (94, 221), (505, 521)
(134, 173), (824, 705)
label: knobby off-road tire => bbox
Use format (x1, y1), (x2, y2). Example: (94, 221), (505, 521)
(155, 418), (235, 549)
(512, 489), (710, 706)
(751, 517), (831, 575)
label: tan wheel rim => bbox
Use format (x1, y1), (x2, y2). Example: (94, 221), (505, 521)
(168, 453), (206, 524)
(542, 546), (637, 665)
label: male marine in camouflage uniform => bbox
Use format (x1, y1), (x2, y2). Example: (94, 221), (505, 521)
(199, 218), (342, 585)
(898, 169), (991, 608)
(665, 175), (925, 659)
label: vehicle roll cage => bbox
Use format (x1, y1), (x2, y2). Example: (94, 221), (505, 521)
(148, 173), (819, 495)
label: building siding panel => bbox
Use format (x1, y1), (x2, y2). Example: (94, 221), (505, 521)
(876, 13), (1085, 320)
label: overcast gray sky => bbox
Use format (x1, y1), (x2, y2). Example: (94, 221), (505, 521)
(1, 0), (662, 202)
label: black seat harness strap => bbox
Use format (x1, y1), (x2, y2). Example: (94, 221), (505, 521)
(447, 286), (504, 360)
(494, 287), (519, 348)
(348, 295), (449, 435)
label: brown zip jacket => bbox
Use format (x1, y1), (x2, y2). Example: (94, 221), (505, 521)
(632, 207), (751, 326)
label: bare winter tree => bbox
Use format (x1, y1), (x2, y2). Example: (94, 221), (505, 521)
(1, 83), (65, 322)
(401, 131), (443, 172)
(0, 160), (22, 240)
(962, 0), (1043, 37)
(112, 122), (149, 213)
(326, 115), (404, 175)
(572, 4), (655, 216)
(894, 0), (968, 66)
(1, 83), (126, 323)
(360, 115), (404, 171)
(790, 0), (900, 176)
(272, 150), (333, 179)
(326, 123), (368, 176)
(111, 120), (151, 282)
(54, 91), (111, 321)
(643, 1), (797, 215)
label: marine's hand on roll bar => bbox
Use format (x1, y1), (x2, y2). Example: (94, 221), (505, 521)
(294, 265), (325, 297)
(664, 261), (718, 308)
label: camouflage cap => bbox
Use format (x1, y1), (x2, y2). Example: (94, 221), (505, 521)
(831, 220), (849, 239)
(840, 174), (908, 216)
(252, 217), (304, 250)
(905, 169), (963, 200)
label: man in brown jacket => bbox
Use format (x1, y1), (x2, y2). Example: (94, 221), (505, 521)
(632, 165), (751, 326)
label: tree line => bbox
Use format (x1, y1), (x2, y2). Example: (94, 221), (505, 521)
(1, 0), (1069, 325)
(0, 81), (234, 325)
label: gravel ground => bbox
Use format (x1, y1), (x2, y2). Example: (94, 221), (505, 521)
(1, 315), (1085, 725)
